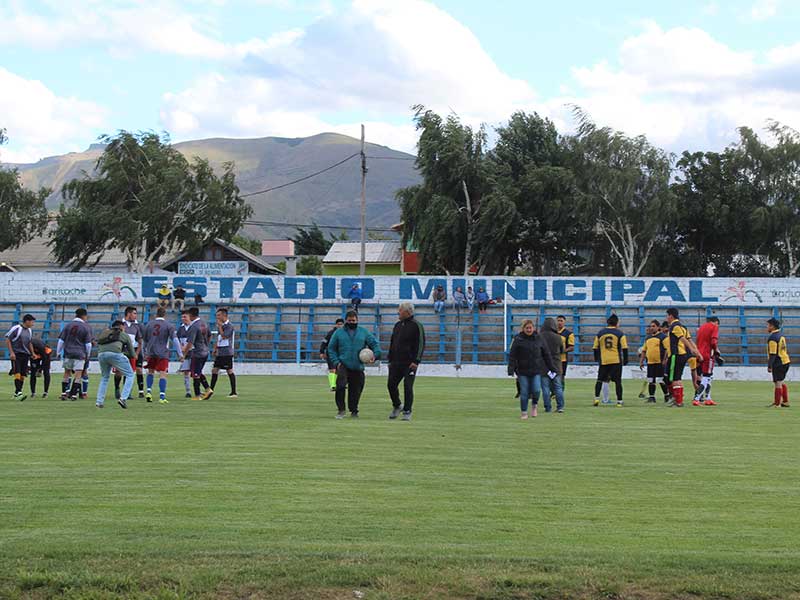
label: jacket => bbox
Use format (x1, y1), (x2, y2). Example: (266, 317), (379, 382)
(319, 327), (337, 355)
(540, 318), (566, 376)
(328, 325), (381, 371)
(507, 332), (557, 377)
(97, 327), (135, 358)
(387, 316), (425, 365)
(348, 286), (363, 300)
(476, 290), (490, 303)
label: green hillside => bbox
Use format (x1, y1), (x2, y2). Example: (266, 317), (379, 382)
(5, 133), (419, 239)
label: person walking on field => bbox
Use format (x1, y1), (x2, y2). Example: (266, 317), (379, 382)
(540, 317), (566, 413)
(693, 316), (721, 406)
(767, 317), (791, 407)
(142, 306), (182, 404)
(95, 320), (136, 409)
(508, 319), (558, 419)
(320, 318), (345, 391)
(210, 308), (238, 398)
(57, 308), (93, 401)
(5, 313), (36, 401)
(327, 310), (381, 419)
(387, 302), (425, 421)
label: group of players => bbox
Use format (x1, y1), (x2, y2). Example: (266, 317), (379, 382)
(5, 305), (239, 407)
(588, 307), (791, 408)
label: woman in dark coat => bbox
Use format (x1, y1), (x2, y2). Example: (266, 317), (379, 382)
(508, 319), (558, 419)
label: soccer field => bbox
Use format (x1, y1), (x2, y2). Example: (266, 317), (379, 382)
(1, 375), (798, 600)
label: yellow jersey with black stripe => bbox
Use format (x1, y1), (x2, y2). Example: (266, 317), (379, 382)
(643, 333), (666, 364)
(593, 327), (628, 365)
(686, 330), (697, 369)
(668, 320), (689, 356)
(558, 327), (575, 362)
(768, 330), (791, 366)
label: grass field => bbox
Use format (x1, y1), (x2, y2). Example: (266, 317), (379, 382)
(1, 374), (799, 600)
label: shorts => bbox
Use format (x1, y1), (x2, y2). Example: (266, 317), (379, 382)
(180, 358), (191, 372)
(131, 354), (144, 370)
(190, 354), (208, 378)
(147, 357), (170, 372)
(597, 363), (622, 382)
(213, 355), (234, 370)
(646, 363), (665, 380)
(772, 362), (790, 382)
(12, 354), (30, 377)
(63, 357), (85, 371)
(30, 353), (51, 377)
(667, 354), (688, 383)
(699, 355), (715, 377)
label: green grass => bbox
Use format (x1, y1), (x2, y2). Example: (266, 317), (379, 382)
(1, 375), (799, 599)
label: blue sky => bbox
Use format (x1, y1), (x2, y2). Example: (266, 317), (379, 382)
(2, 0), (800, 163)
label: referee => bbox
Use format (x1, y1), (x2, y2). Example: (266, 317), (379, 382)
(387, 302), (425, 421)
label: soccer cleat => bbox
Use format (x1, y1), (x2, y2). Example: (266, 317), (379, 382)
(616, 401), (623, 408)
(145, 391), (153, 402)
(692, 400), (701, 406)
(41, 392), (47, 399)
(159, 398), (169, 404)
(14, 392), (27, 402)
(638, 392), (646, 399)
(60, 393), (68, 401)
(703, 399), (717, 406)
(330, 387), (336, 392)
(401, 411), (412, 421)
(781, 401), (790, 407)
(117, 397), (128, 409)
(389, 407), (402, 419)
(227, 393), (238, 399)
(192, 396), (202, 401)
(201, 388), (214, 400)
(138, 390), (145, 398)
(557, 408), (564, 413)
(350, 412), (359, 418)
(335, 411), (346, 419)
(185, 392), (192, 399)
(95, 403), (104, 408)
(593, 398), (600, 406)
(80, 393), (87, 400)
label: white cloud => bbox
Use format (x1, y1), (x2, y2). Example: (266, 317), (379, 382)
(0, 68), (109, 163)
(750, 0), (781, 20)
(547, 22), (800, 153)
(159, 0), (537, 152)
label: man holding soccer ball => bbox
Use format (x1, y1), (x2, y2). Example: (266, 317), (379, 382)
(327, 310), (381, 419)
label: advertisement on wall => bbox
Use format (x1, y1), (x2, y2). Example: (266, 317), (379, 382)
(3, 273), (800, 306)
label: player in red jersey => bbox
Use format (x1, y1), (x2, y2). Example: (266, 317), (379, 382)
(693, 316), (721, 406)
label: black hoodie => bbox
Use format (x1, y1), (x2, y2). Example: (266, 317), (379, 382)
(540, 317), (566, 376)
(508, 331), (557, 377)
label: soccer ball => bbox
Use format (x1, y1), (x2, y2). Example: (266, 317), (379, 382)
(358, 348), (375, 364)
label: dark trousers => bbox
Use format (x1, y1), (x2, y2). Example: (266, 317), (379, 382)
(335, 365), (365, 414)
(387, 362), (416, 412)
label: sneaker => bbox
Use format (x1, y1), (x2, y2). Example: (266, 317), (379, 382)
(69, 395), (78, 401)
(638, 392), (646, 399)
(401, 411), (412, 421)
(159, 398), (169, 404)
(80, 393), (88, 400)
(601, 399), (612, 405)
(138, 391), (145, 398)
(227, 393), (238, 399)
(350, 412), (359, 418)
(95, 403), (104, 408)
(593, 398), (600, 406)
(781, 401), (790, 407)
(185, 392), (192, 399)
(616, 401), (623, 408)
(192, 396), (202, 401)
(41, 392), (47, 399)
(118, 397), (128, 409)
(520, 412), (529, 420)
(647, 397), (656, 403)
(14, 392), (27, 402)
(389, 407), (402, 419)
(556, 408), (564, 413)
(201, 388), (214, 400)
(703, 399), (717, 406)
(692, 400), (701, 406)
(145, 391), (153, 402)
(330, 387), (336, 392)
(664, 396), (672, 404)
(531, 405), (538, 418)
(335, 411), (346, 419)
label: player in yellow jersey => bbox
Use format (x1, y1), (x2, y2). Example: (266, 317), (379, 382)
(592, 314), (628, 407)
(639, 319), (669, 403)
(664, 308), (702, 407)
(767, 318), (791, 407)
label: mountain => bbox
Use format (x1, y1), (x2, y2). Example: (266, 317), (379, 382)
(4, 133), (420, 240)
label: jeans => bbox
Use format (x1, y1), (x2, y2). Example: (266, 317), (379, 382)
(517, 374), (541, 412)
(96, 351), (134, 405)
(433, 300), (445, 313)
(541, 374), (564, 411)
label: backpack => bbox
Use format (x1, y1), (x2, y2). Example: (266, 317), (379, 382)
(98, 327), (122, 345)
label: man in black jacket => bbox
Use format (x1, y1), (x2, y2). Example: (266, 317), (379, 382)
(387, 302), (425, 421)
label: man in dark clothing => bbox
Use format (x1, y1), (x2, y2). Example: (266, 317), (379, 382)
(387, 302), (426, 421)
(327, 311), (381, 418)
(29, 336), (52, 398)
(320, 318), (345, 391)
(540, 317), (566, 412)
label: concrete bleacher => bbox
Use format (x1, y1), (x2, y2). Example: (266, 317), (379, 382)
(0, 300), (795, 366)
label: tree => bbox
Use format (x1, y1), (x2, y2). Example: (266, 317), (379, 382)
(0, 129), (50, 251)
(568, 109), (675, 276)
(51, 131), (252, 272)
(297, 255), (323, 275)
(231, 234), (262, 256)
(397, 106), (489, 274)
(293, 224), (333, 255)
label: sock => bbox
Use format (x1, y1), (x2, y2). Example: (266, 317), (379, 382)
(199, 374), (209, 390)
(594, 381), (602, 398)
(661, 381), (670, 400)
(673, 385), (684, 405)
(14, 376), (22, 394)
(774, 388), (783, 405)
(146, 373), (154, 392)
(228, 373), (236, 394)
(114, 375), (121, 392)
(159, 378), (167, 398)
(136, 373), (144, 392)
(648, 382), (656, 398)
(602, 382), (610, 403)
(782, 384), (788, 403)
(328, 372), (336, 388)
(639, 380), (648, 395)
(705, 382), (712, 401)
(183, 374), (191, 394)
(62, 380), (69, 394)
(81, 376), (89, 395)
(30, 375), (36, 395)
(210, 373), (219, 390)
(194, 379), (201, 397)
(70, 380), (81, 397)
(615, 382), (623, 402)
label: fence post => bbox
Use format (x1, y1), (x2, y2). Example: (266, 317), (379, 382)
(739, 306), (749, 365)
(272, 305), (282, 362)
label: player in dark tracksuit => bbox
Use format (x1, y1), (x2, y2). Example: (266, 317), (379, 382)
(387, 303), (425, 420)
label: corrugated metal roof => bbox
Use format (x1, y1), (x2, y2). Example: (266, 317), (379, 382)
(323, 241), (402, 264)
(0, 225), (128, 270)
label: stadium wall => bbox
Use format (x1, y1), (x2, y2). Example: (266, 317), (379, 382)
(3, 272), (800, 306)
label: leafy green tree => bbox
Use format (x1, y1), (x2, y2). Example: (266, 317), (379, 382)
(297, 255), (323, 275)
(398, 106), (489, 274)
(231, 234), (262, 256)
(51, 131), (252, 272)
(0, 129), (50, 251)
(293, 224), (332, 255)
(567, 109), (675, 276)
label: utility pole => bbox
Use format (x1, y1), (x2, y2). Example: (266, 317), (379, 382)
(462, 180), (473, 277)
(360, 124), (367, 276)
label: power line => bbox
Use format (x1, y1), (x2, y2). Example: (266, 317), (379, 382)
(365, 155), (416, 161)
(243, 219), (396, 233)
(241, 152), (360, 198)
